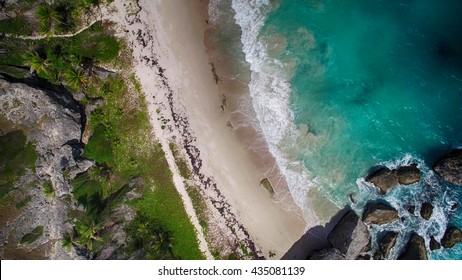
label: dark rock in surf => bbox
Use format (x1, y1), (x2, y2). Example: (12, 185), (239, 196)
(408, 206), (416, 215)
(396, 164), (421, 185)
(398, 233), (428, 260)
(379, 231), (398, 259)
(441, 227), (462, 248)
(366, 164), (420, 194)
(420, 203), (434, 220)
(366, 167), (398, 194)
(362, 203), (399, 225)
(430, 236), (441, 251)
(433, 149), (462, 186)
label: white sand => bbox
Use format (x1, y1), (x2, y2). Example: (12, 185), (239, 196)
(108, 0), (308, 259)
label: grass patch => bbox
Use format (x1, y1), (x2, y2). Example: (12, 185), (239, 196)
(83, 125), (114, 166)
(0, 16), (32, 36)
(260, 178), (274, 196)
(42, 181), (55, 198)
(134, 176), (204, 260)
(15, 196), (31, 209)
(0, 130), (37, 200)
(169, 143), (191, 179)
(186, 185), (208, 231)
(20, 226), (44, 244)
(0, 65), (29, 79)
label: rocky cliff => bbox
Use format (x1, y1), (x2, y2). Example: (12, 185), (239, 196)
(0, 77), (89, 259)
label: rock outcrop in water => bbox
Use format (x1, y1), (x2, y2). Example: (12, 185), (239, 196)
(398, 233), (428, 260)
(366, 164), (420, 194)
(327, 210), (370, 259)
(378, 231), (398, 259)
(0, 77), (86, 259)
(430, 236), (441, 251)
(420, 202), (434, 220)
(433, 149), (462, 186)
(362, 203), (400, 225)
(441, 227), (462, 248)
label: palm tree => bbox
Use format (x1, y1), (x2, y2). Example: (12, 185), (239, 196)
(74, 220), (101, 251)
(151, 230), (174, 259)
(65, 68), (88, 90)
(26, 52), (49, 76)
(36, 4), (61, 35)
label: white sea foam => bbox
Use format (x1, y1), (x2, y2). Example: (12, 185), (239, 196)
(231, 0), (319, 224)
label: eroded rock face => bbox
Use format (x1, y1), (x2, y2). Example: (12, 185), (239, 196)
(379, 231), (398, 259)
(433, 150), (462, 186)
(366, 164), (420, 194)
(0, 78), (85, 259)
(362, 203), (400, 225)
(327, 211), (370, 260)
(398, 233), (428, 260)
(441, 227), (462, 249)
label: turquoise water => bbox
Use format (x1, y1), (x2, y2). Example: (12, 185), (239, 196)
(229, 0), (462, 259)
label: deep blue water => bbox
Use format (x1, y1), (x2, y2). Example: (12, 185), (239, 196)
(230, 0), (462, 259)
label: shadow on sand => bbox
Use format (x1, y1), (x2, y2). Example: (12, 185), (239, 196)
(281, 206), (351, 260)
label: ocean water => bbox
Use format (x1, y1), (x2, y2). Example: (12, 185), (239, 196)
(224, 0), (462, 259)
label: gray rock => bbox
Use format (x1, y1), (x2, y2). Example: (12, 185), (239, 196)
(441, 227), (462, 248)
(327, 210), (370, 260)
(366, 164), (420, 194)
(433, 149), (462, 186)
(309, 248), (345, 260)
(94, 67), (117, 80)
(362, 203), (399, 225)
(0, 78), (83, 259)
(398, 233), (428, 260)
(420, 202), (433, 220)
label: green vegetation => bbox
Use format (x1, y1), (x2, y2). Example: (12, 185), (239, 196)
(20, 226), (44, 244)
(186, 185), (208, 230)
(0, 65), (29, 79)
(169, 142), (191, 179)
(260, 178), (275, 196)
(0, 16), (32, 35)
(0, 130), (37, 200)
(126, 213), (175, 260)
(15, 196), (31, 209)
(0, 1), (203, 260)
(42, 181), (55, 198)
(83, 125), (114, 166)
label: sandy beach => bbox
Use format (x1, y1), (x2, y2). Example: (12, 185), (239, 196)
(108, 0), (308, 259)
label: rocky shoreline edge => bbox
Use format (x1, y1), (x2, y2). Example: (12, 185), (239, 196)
(308, 150), (462, 260)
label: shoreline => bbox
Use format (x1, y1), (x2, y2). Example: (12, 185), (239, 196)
(109, 0), (309, 259)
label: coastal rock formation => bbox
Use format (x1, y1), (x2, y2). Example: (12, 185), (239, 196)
(379, 231), (398, 259)
(327, 210), (370, 259)
(420, 203), (434, 220)
(309, 248), (345, 260)
(366, 164), (420, 194)
(430, 236), (441, 251)
(398, 233), (428, 260)
(0, 78), (83, 259)
(441, 227), (462, 248)
(433, 149), (462, 186)
(362, 203), (400, 225)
